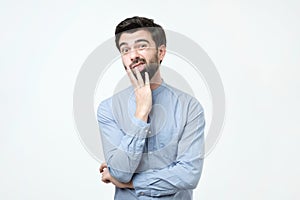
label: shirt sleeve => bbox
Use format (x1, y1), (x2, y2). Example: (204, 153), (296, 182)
(97, 99), (150, 183)
(132, 98), (205, 197)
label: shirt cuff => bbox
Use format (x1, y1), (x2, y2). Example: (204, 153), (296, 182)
(133, 173), (151, 196)
(126, 116), (150, 139)
(131, 115), (149, 127)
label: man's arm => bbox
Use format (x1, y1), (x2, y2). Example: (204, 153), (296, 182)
(100, 163), (133, 188)
(97, 99), (149, 183)
(97, 70), (152, 183)
(132, 99), (205, 197)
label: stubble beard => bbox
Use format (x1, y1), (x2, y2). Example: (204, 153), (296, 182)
(139, 58), (160, 83)
(125, 56), (160, 83)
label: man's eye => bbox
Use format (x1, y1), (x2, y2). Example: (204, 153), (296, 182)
(138, 44), (147, 49)
(121, 48), (129, 54)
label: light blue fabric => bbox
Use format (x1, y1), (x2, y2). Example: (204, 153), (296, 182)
(97, 81), (205, 199)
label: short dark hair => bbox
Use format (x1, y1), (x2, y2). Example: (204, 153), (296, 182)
(115, 16), (166, 51)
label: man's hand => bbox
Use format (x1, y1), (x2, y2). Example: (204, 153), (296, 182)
(100, 162), (133, 189)
(99, 162), (107, 173)
(126, 67), (152, 122)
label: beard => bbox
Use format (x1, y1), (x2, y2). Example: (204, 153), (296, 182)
(125, 56), (160, 83)
(139, 60), (159, 83)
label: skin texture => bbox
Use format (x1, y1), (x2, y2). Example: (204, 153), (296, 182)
(100, 29), (166, 188)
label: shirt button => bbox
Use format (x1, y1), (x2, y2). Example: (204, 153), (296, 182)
(139, 192), (144, 196)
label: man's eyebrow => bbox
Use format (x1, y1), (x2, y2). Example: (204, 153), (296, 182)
(119, 42), (128, 48)
(135, 39), (150, 44)
(119, 39), (150, 48)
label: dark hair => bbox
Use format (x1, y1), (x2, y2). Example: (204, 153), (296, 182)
(115, 16), (166, 51)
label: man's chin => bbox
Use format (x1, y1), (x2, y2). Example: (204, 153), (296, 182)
(136, 64), (146, 72)
(131, 63), (160, 83)
(141, 68), (159, 83)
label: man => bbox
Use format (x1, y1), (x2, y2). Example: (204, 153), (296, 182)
(98, 16), (205, 199)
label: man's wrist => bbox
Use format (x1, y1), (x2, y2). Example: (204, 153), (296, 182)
(134, 112), (148, 122)
(127, 181), (134, 189)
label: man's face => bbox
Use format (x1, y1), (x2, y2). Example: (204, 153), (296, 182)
(118, 29), (161, 82)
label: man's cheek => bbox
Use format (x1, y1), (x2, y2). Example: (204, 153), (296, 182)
(123, 63), (130, 70)
(122, 59), (130, 70)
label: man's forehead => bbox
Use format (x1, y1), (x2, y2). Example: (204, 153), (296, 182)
(118, 30), (153, 45)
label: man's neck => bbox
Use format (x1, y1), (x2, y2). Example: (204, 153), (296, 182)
(150, 70), (162, 90)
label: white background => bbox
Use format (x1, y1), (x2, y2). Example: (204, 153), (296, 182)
(1, 0), (300, 199)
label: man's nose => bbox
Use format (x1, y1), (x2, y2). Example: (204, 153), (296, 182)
(129, 49), (140, 61)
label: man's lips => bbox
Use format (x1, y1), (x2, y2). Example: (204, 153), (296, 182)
(129, 58), (146, 70)
(130, 62), (145, 71)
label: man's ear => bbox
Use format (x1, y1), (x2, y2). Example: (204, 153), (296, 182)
(158, 45), (166, 63)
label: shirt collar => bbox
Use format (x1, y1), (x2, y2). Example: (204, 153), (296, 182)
(151, 79), (166, 96)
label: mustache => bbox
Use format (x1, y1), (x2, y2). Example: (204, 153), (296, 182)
(129, 58), (146, 69)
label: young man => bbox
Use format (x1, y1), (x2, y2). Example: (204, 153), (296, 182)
(98, 16), (205, 199)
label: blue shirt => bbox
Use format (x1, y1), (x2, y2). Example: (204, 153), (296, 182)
(97, 81), (205, 199)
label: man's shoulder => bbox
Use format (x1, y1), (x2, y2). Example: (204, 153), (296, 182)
(164, 83), (204, 115)
(166, 83), (201, 104)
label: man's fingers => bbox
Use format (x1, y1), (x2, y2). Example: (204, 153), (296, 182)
(126, 69), (138, 87)
(101, 168), (111, 184)
(145, 72), (150, 86)
(134, 67), (144, 86)
(101, 176), (111, 184)
(99, 163), (107, 173)
(101, 175), (111, 183)
(103, 180), (111, 184)
(99, 162), (107, 173)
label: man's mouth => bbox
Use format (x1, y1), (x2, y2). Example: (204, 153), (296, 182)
(131, 62), (145, 70)
(129, 59), (146, 71)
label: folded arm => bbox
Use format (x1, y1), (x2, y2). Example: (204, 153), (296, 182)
(132, 99), (205, 197)
(98, 99), (150, 183)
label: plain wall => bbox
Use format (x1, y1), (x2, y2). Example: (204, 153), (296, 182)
(1, 0), (299, 199)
